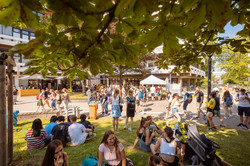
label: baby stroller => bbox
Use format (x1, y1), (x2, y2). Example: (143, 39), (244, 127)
(187, 124), (223, 166)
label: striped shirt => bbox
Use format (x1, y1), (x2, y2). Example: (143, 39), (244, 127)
(25, 129), (46, 150)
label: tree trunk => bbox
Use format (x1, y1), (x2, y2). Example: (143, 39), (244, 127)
(7, 63), (13, 165)
(69, 80), (72, 93)
(0, 60), (7, 166)
(81, 80), (86, 95)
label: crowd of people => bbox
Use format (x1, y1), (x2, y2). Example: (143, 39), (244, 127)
(23, 83), (250, 165)
(26, 114), (192, 166)
(34, 84), (250, 133)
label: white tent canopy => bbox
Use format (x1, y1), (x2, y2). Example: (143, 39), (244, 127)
(19, 74), (50, 80)
(140, 75), (166, 85)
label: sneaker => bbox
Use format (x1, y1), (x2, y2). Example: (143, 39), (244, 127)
(241, 125), (249, 130)
(207, 128), (213, 131)
(128, 128), (132, 131)
(124, 125), (127, 130)
(220, 124), (225, 127)
(237, 123), (243, 127)
(224, 116), (228, 119)
(212, 127), (217, 130)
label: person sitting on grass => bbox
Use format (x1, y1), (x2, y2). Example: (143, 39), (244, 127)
(44, 116), (58, 145)
(25, 118), (46, 151)
(147, 116), (163, 135)
(42, 139), (69, 166)
(68, 115), (94, 145)
(128, 117), (157, 153)
(148, 155), (167, 166)
(154, 127), (179, 166)
(51, 116), (70, 147)
(98, 130), (134, 166)
(206, 91), (217, 131)
(78, 114), (95, 132)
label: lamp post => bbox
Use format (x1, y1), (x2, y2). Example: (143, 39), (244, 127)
(207, 53), (214, 99)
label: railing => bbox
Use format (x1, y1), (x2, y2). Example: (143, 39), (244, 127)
(146, 65), (206, 77)
(189, 66), (206, 77)
(0, 34), (29, 46)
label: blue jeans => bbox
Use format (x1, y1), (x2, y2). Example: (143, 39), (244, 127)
(51, 100), (56, 109)
(183, 102), (188, 111)
(104, 101), (108, 114)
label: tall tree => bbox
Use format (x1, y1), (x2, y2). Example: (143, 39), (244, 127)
(215, 45), (250, 85)
(0, 0), (249, 79)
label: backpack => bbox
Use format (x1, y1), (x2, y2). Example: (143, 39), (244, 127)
(187, 93), (193, 103)
(36, 94), (39, 100)
(127, 96), (135, 111)
(81, 153), (106, 166)
(139, 90), (143, 99)
(225, 97), (233, 106)
(53, 123), (70, 146)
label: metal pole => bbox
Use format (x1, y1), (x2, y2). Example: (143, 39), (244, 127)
(7, 62), (13, 165)
(207, 54), (213, 99)
(0, 53), (7, 166)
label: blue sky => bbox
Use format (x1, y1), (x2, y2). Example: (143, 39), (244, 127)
(218, 22), (243, 38)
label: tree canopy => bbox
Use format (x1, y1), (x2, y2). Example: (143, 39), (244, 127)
(0, 0), (249, 79)
(215, 45), (250, 85)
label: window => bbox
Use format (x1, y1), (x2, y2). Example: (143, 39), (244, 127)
(30, 32), (35, 40)
(13, 28), (21, 38)
(22, 30), (29, 40)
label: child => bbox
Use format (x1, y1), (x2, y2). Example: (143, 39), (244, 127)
(206, 92), (216, 131)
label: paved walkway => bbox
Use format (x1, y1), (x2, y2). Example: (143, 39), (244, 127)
(13, 96), (249, 131)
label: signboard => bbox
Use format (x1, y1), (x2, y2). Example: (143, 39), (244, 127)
(171, 84), (181, 95)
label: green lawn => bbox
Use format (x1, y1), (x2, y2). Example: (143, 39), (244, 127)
(13, 118), (250, 166)
(69, 93), (88, 99)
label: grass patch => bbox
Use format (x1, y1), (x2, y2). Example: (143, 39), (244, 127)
(13, 118), (250, 166)
(69, 93), (88, 99)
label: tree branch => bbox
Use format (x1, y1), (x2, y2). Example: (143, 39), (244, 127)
(79, 0), (120, 59)
(57, 63), (77, 71)
(202, 30), (214, 52)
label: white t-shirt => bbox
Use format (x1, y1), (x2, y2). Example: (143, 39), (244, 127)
(235, 93), (250, 107)
(68, 123), (87, 145)
(150, 87), (156, 94)
(98, 143), (124, 165)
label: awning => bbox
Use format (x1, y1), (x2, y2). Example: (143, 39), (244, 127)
(140, 75), (166, 85)
(19, 74), (50, 80)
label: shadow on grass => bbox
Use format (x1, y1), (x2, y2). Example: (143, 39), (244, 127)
(13, 118), (250, 166)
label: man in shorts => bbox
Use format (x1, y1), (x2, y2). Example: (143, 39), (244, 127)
(235, 89), (250, 130)
(213, 90), (224, 127)
(194, 86), (206, 119)
(150, 85), (156, 101)
(13, 86), (18, 105)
